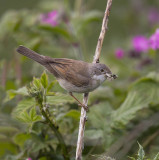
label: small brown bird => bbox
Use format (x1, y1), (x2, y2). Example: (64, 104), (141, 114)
(17, 46), (117, 110)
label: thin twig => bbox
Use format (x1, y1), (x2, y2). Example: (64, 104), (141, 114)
(93, 0), (113, 64)
(76, 0), (113, 160)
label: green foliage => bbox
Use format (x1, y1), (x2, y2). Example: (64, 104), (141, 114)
(1, 0), (159, 159)
(129, 143), (159, 160)
(4, 87), (28, 102)
(111, 76), (159, 128)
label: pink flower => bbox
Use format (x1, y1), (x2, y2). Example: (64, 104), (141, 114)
(40, 10), (58, 27)
(149, 29), (159, 50)
(115, 48), (124, 59)
(26, 158), (32, 160)
(132, 36), (149, 53)
(148, 8), (159, 25)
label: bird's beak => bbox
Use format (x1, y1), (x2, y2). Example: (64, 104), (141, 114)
(105, 73), (118, 80)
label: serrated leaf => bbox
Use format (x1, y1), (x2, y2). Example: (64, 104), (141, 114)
(29, 107), (42, 122)
(137, 143), (145, 160)
(12, 98), (35, 117)
(111, 78), (159, 128)
(40, 71), (48, 89)
(16, 109), (42, 124)
(17, 111), (32, 123)
(153, 152), (159, 160)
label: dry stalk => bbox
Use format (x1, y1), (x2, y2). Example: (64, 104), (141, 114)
(75, 0), (113, 160)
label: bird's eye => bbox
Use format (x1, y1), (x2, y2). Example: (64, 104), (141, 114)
(100, 69), (104, 72)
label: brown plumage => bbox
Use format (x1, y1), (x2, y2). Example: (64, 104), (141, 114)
(17, 46), (90, 87)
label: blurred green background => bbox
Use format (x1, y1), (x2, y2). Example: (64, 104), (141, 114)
(0, 0), (159, 160)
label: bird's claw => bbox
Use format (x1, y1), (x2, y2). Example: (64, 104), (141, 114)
(78, 104), (89, 112)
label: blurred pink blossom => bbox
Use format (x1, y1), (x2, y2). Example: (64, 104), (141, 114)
(132, 35), (149, 53)
(148, 8), (159, 25)
(40, 10), (58, 27)
(149, 29), (159, 50)
(115, 48), (124, 59)
(26, 158), (32, 160)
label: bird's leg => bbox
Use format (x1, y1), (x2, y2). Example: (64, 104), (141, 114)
(69, 92), (88, 111)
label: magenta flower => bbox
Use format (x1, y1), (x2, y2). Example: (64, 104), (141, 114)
(115, 48), (124, 59)
(132, 35), (149, 53)
(40, 10), (59, 27)
(149, 29), (159, 50)
(148, 8), (159, 25)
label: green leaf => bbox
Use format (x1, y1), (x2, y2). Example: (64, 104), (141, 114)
(33, 77), (42, 89)
(30, 107), (36, 121)
(12, 98), (35, 117)
(137, 143), (145, 160)
(111, 78), (159, 128)
(16, 108), (42, 124)
(4, 87), (28, 102)
(64, 110), (80, 120)
(16, 111), (33, 123)
(153, 152), (159, 160)
(14, 133), (31, 147)
(40, 71), (48, 89)
(47, 80), (57, 92)
(0, 142), (17, 156)
(29, 107), (42, 122)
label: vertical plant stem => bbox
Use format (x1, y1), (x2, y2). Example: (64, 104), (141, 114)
(75, 0), (83, 15)
(14, 52), (22, 85)
(1, 60), (8, 87)
(38, 100), (70, 160)
(75, 0), (113, 160)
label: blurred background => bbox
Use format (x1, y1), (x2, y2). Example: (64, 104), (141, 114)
(0, 0), (159, 160)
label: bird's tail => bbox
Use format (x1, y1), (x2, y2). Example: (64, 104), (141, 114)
(16, 45), (46, 65)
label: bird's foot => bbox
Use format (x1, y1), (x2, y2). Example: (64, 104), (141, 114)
(78, 104), (89, 112)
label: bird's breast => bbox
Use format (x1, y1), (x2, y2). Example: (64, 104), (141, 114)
(57, 74), (106, 93)
(57, 78), (90, 93)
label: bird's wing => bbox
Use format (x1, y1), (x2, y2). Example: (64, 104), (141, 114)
(45, 58), (90, 87)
